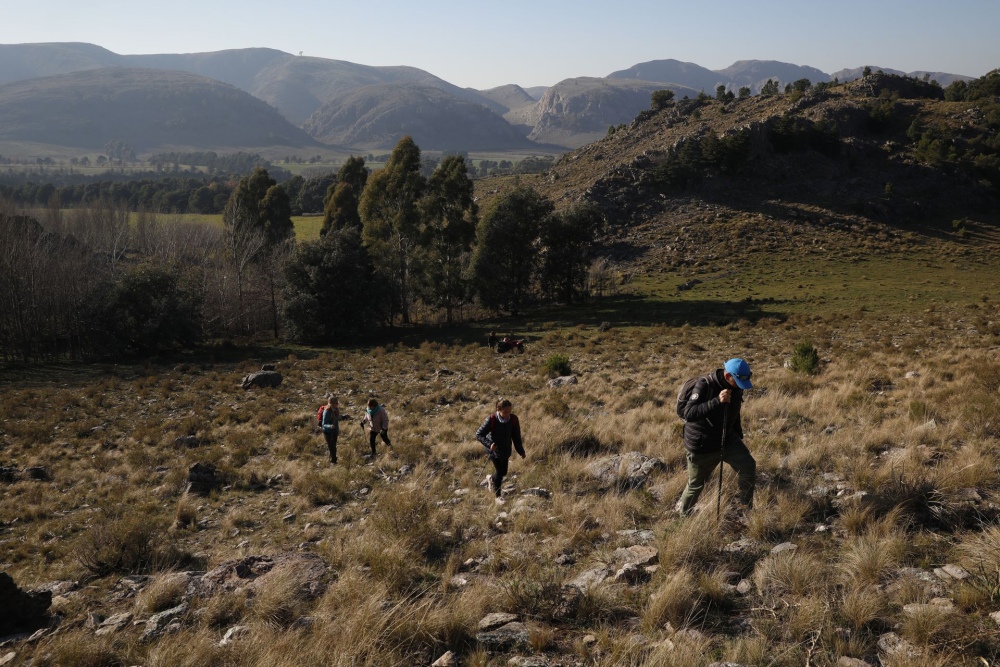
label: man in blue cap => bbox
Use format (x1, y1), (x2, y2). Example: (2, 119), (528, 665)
(675, 358), (756, 516)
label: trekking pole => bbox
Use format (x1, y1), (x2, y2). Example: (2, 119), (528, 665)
(718, 403), (730, 523)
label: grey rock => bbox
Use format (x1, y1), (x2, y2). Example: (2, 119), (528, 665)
(241, 370), (283, 390)
(197, 553), (328, 598)
(566, 563), (610, 592)
(770, 542), (798, 555)
(836, 658), (872, 667)
(933, 564), (969, 581)
(141, 602), (188, 641)
(736, 580), (753, 595)
(477, 621), (530, 651)
(616, 529), (656, 544)
(431, 651), (457, 667)
(614, 562), (650, 584)
(585, 452), (665, 490)
(34, 580), (77, 596)
(722, 538), (764, 556)
(547, 375), (578, 388)
(0, 572), (51, 636)
(989, 610), (1000, 626)
(219, 625), (250, 647)
(175, 435), (202, 448)
(613, 545), (658, 567)
(877, 632), (922, 658)
(508, 657), (549, 667)
(522, 487), (552, 499)
(707, 663), (748, 667)
(0, 652), (15, 666)
(479, 612), (519, 632)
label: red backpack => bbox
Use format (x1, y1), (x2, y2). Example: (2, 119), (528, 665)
(316, 405), (326, 427)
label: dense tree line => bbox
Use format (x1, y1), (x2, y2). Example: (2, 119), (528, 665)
(1, 138), (606, 360)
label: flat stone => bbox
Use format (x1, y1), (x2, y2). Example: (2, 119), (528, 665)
(903, 602), (955, 617)
(477, 621), (530, 651)
(933, 564), (969, 581)
(478, 612), (519, 632)
(836, 658), (872, 667)
(613, 545), (659, 567)
(547, 375), (578, 388)
(877, 632), (922, 658)
(522, 487), (552, 499)
(614, 563), (648, 584)
(770, 542), (798, 555)
(616, 529), (655, 544)
(508, 656), (549, 667)
(431, 651), (457, 667)
(566, 563), (609, 592)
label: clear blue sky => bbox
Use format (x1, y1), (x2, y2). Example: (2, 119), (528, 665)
(1, 0), (996, 88)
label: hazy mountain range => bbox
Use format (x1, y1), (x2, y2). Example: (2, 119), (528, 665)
(0, 42), (975, 155)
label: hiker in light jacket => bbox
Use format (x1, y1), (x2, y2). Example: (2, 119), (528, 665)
(361, 398), (392, 456)
(320, 396), (340, 464)
(676, 358), (756, 516)
(475, 399), (526, 504)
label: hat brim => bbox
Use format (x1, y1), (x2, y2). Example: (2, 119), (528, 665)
(733, 377), (753, 390)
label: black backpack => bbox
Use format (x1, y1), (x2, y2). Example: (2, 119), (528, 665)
(675, 375), (711, 419)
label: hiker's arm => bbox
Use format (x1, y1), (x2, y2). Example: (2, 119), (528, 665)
(680, 380), (720, 422)
(475, 416), (492, 448)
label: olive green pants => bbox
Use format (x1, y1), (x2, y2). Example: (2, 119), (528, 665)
(678, 440), (756, 514)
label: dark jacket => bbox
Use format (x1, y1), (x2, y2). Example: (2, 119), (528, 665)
(476, 413), (525, 460)
(321, 405), (340, 432)
(680, 369), (744, 454)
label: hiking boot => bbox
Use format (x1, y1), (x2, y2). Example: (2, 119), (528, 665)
(485, 475), (496, 495)
(674, 499), (691, 517)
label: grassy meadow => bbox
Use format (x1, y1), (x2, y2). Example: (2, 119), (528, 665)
(2, 245), (1000, 666)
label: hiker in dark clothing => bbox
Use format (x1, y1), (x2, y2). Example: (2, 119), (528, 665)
(321, 396), (340, 464)
(361, 398), (391, 456)
(475, 399), (526, 504)
(676, 358), (756, 515)
(488, 331), (498, 350)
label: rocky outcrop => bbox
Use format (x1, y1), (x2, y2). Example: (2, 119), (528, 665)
(241, 370), (283, 390)
(585, 452), (665, 491)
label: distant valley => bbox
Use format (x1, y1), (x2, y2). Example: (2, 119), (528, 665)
(0, 42), (974, 155)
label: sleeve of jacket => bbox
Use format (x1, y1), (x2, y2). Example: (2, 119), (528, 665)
(680, 378), (721, 422)
(511, 416), (525, 457)
(378, 408), (389, 431)
(475, 415), (493, 449)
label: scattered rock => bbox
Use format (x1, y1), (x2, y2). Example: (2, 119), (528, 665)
(613, 545), (658, 567)
(553, 553), (575, 566)
(903, 598), (955, 617)
(736, 580), (753, 595)
(479, 612), (519, 632)
(174, 435), (202, 448)
(836, 658), (872, 667)
(141, 602), (188, 641)
(477, 621), (530, 651)
(566, 563), (610, 592)
(197, 553), (328, 598)
(877, 632), (922, 659)
(431, 651), (457, 667)
(219, 625), (251, 647)
(241, 370), (283, 390)
(0, 572), (51, 636)
(585, 452), (665, 491)
(94, 612), (133, 637)
(933, 564), (969, 581)
(508, 656), (549, 667)
(613, 562), (651, 584)
(548, 375), (578, 388)
(904, 371), (920, 379)
(186, 462), (221, 496)
(282, 513), (297, 523)
(707, 663), (747, 667)
(617, 529), (656, 544)
(522, 487), (552, 498)
(770, 542), (798, 555)
(722, 538), (764, 556)
(989, 610), (1000, 626)
(34, 581), (77, 597)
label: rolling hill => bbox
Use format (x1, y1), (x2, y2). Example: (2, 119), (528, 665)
(0, 67), (318, 150)
(302, 83), (541, 151)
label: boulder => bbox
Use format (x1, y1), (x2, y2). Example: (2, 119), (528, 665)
(585, 452), (665, 491)
(933, 564), (969, 581)
(616, 529), (656, 544)
(877, 632), (922, 659)
(478, 612), (519, 632)
(186, 462), (221, 496)
(141, 602), (188, 641)
(770, 542), (798, 555)
(547, 375), (578, 388)
(241, 371), (283, 390)
(613, 545), (658, 567)
(477, 621), (530, 651)
(566, 563), (610, 592)
(197, 553), (328, 598)
(219, 625), (251, 647)
(0, 572), (51, 636)
(431, 651), (457, 667)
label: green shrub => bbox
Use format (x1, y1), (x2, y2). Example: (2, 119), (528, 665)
(543, 353), (572, 377)
(789, 341), (820, 374)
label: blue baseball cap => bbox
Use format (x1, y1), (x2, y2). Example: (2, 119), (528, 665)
(724, 358), (753, 389)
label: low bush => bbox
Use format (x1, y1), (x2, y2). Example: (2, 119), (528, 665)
(543, 353), (572, 377)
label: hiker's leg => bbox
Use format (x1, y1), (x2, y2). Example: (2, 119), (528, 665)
(491, 456), (508, 497)
(368, 430), (377, 455)
(380, 429), (392, 447)
(724, 440), (756, 508)
(678, 450), (721, 513)
(324, 430), (338, 463)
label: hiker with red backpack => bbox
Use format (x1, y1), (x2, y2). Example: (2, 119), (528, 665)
(318, 395), (340, 464)
(675, 358), (756, 517)
(361, 398), (392, 457)
(475, 399), (526, 504)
